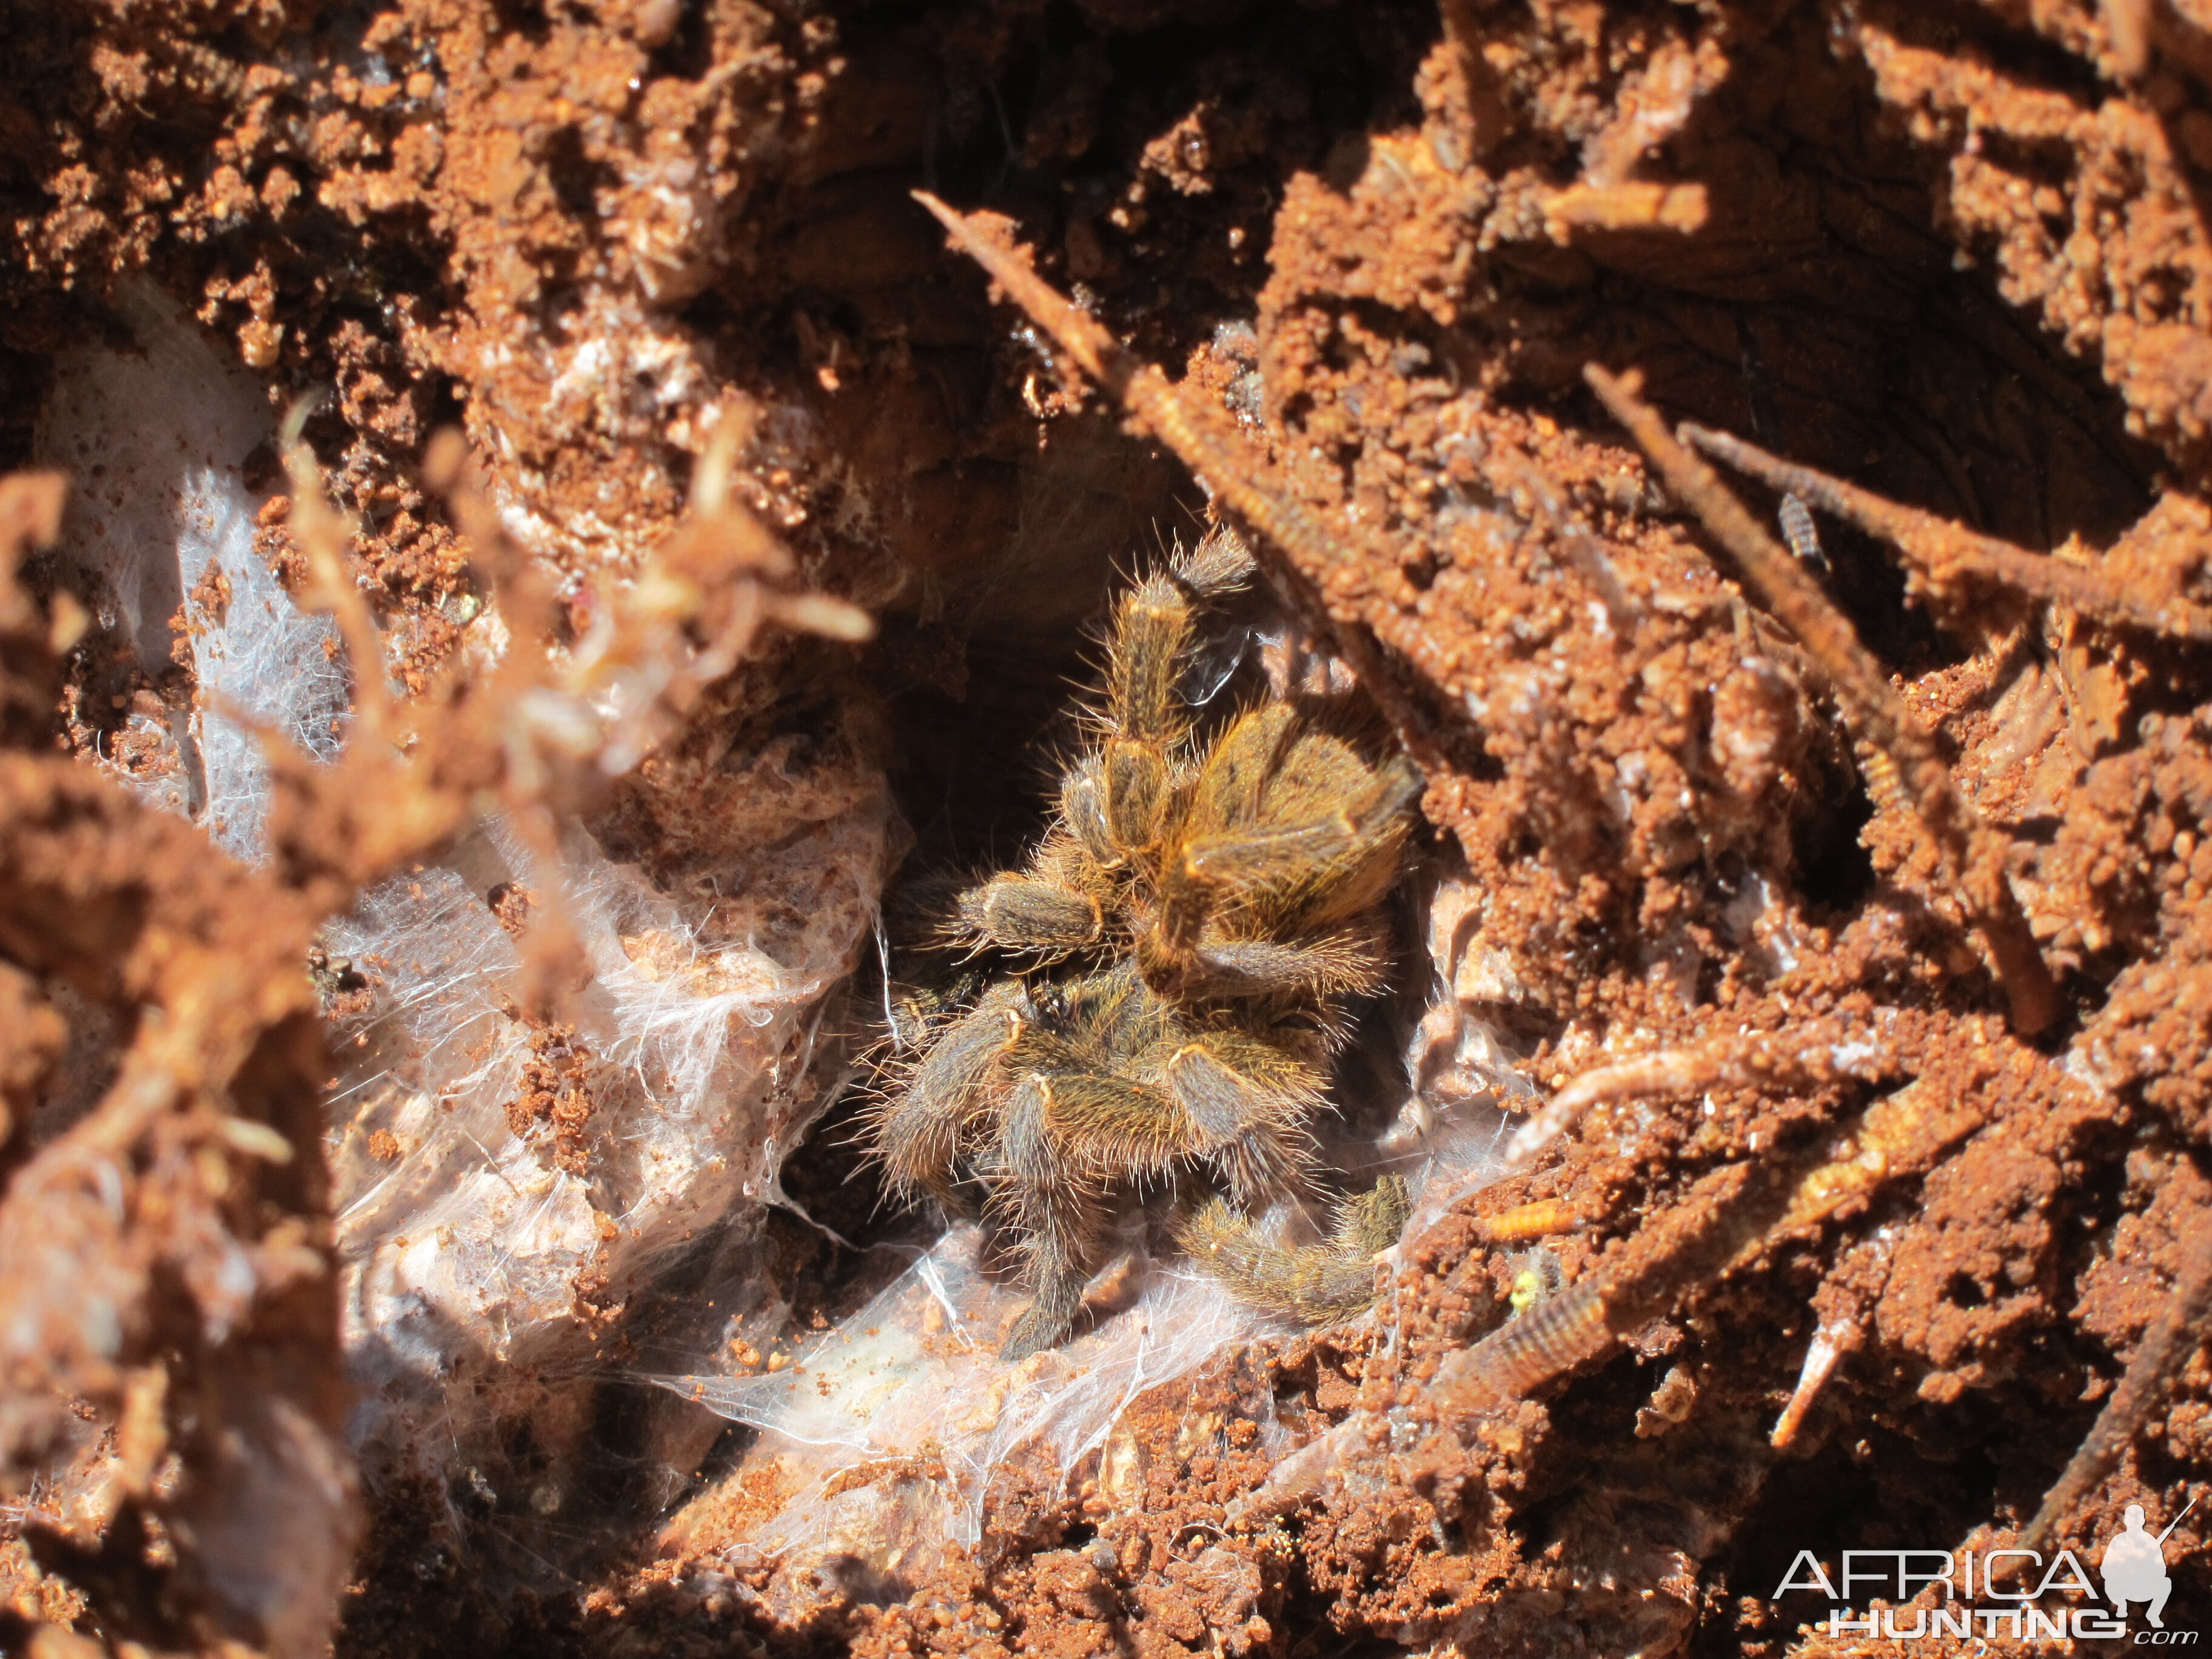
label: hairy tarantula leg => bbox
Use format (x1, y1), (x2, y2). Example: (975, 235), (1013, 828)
(1145, 734), (1419, 991)
(1038, 1071), (1196, 1183)
(1000, 1270), (1087, 1363)
(1586, 366), (2059, 1037)
(1235, 1079), (1995, 1522)
(1147, 843), (1349, 988)
(1140, 702), (1297, 974)
(1100, 735), (1169, 859)
(1335, 1176), (1413, 1255)
(1153, 1031), (1325, 1206)
(1187, 702), (1300, 828)
(869, 983), (1022, 1205)
(1028, 1047), (1311, 1199)
(1678, 421), (2212, 644)
(1175, 765), (1420, 907)
(1087, 575), (1192, 859)
(994, 1075), (1104, 1362)
(1176, 523), (1258, 595)
(913, 192), (1462, 791)
(1188, 923), (1394, 1000)
(1085, 534), (1259, 863)
(955, 873), (1102, 954)
(1108, 573), (1199, 746)
(1285, 754), (1426, 930)
(1174, 1176), (1411, 1324)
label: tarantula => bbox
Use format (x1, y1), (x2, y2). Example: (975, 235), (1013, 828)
(870, 529), (1424, 1359)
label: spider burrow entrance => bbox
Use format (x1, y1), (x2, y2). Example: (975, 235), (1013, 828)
(865, 527), (1424, 1361)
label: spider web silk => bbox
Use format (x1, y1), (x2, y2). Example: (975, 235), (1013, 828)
(649, 1081), (1515, 1614)
(34, 281), (347, 856)
(32, 279), (901, 1617)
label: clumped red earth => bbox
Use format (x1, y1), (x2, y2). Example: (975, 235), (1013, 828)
(4, 1), (2212, 1655)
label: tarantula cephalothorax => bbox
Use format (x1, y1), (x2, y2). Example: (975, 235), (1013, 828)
(869, 529), (1425, 1360)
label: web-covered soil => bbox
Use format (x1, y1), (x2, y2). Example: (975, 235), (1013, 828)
(2, 1), (2211, 1656)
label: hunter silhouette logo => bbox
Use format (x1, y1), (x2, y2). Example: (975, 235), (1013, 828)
(2105, 1497), (2197, 1629)
(1770, 1496), (2200, 1643)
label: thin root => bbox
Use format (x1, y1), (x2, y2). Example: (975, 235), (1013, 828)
(1771, 1318), (1856, 1450)
(1584, 366), (2058, 1036)
(1236, 1067), (1997, 1521)
(912, 190), (1460, 794)
(1679, 421), (2212, 645)
(1506, 1013), (1903, 1170)
(2020, 1211), (2212, 1552)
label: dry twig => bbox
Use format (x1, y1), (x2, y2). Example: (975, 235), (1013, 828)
(912, 190), (1461, 792)
(1584, 367), (2059, 1036)
(2020, 1213), (2212, 1552)
(1679, 421), (2212, 645)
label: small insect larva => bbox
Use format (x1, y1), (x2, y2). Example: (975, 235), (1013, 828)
(1777, 493), (1829, 578)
